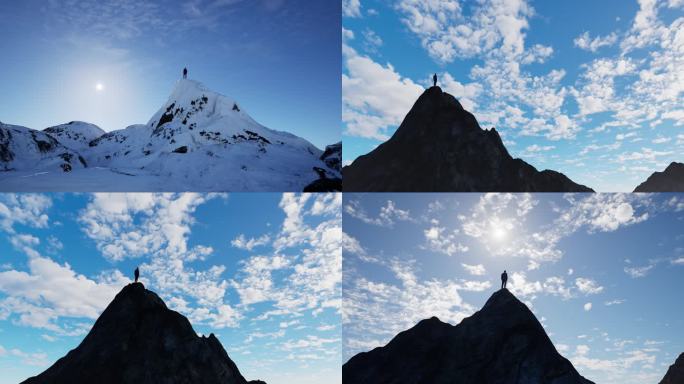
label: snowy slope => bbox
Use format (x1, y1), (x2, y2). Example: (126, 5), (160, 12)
(43, 121), (105, 151)
(0, 79), (340, 191)
(0, 122), (88, 173)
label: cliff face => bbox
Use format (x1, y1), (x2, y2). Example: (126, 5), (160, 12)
(22, 283), (263, 384)
(343, 289), (594, 384)
(343, 86), (593, 192)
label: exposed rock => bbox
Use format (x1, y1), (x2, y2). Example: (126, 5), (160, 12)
(172, 145), (188, 154)
(634, 162), (684, 192)
(343, 288), (594, 384)
(320, 142), (341, 172)
(660, 353), (684, 384)
(343, 86), (593, 192)
(21, 283), (264, 384)
(304, 177), (342, 192)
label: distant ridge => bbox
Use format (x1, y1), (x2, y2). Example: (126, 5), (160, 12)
(634, 162), (684, 192)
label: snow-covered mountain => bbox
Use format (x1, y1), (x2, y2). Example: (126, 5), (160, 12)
(43, 121), (105, 151)
(0, 122), (87, 173)
(0, 79), (340, 191)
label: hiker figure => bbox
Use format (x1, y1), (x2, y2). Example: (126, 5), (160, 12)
(433, 73), (437, 87)
(134, 267), (140, 283)
(501, 270), (508, 289)
(183, 67), (188, 79)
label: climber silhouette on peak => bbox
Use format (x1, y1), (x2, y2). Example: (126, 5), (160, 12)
(134, 267), (140, 283)
(183, 67), (188, 79)
(501, 270), (507, 289)
(432, 73), (437, 87)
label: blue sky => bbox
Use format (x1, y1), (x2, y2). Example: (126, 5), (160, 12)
(0, 193), (341, 384)
(342, 0), (684, 191)
(0, 0), (340, 149)
(343, 193), (684, 384)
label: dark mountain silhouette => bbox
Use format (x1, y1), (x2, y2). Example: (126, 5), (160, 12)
(634, 162), (684, 192)
(22, 282), (264, 384)
(343, 288), (594, 384)
(660, 353), (684, 384)
(343, 86), (593, 192)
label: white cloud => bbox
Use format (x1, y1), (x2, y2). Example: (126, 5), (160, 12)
(79, 193), (220, 261)
(461, 263), (486, 276)
(605, 299), (626, 306)
(0, 194), (52, 234)
(231, 234), (270, 251)
(362, 28), (383, 52)
(575, 278), (604, 295)
(574, 31), (618, 52)
(233, 193), (342, 321)
(624, 265), (653, 278)
(343, 0), (361, 18)
(584, 302), (593, 311)
(0, 253), (126, 333)
(423, 220), (469, 256)
(342, 44), (423, 140)
(0, 345), (49, 366)
(344, 199), (413, 227)
(397, 0), (532, 62)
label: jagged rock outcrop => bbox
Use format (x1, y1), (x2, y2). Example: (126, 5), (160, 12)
(22, 283), (264, 384)
(660, 353), (684, 384)
(343, 288), (594, 384)
(343, 86), (593, 192)
(634, 162), (684, 192)
(304, 141), (342, 192)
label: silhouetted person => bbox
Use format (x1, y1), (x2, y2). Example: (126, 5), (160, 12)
(433, 73), (437, 87)
(183, 67), (188, 79)
(134, 267), (140, 283)
(501, 270), (507, 289)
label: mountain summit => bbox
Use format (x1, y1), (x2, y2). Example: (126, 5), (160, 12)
(21, 282), (264, 384)
(634, 162), (684, 192)
(343, 288), (594, 384)
(343, 86), (592, 192)
(0, 78), (339, 191)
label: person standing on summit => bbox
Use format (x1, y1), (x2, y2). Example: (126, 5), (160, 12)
(134, 267), (140, 283)
(183, 67), (188, 79)
(433, 73), (437, 87)
(501, 270), (508, 289)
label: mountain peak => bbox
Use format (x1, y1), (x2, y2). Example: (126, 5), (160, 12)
(416, 85), (464, 112)
(343, 288), (594, 384)
(147, 78), (255, 132)
(343, 87), (593, 192)
(22, 282), (262, 384)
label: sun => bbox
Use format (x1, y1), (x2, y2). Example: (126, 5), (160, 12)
(489, 218), (511, 241)
(95, 83), (104, 92)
